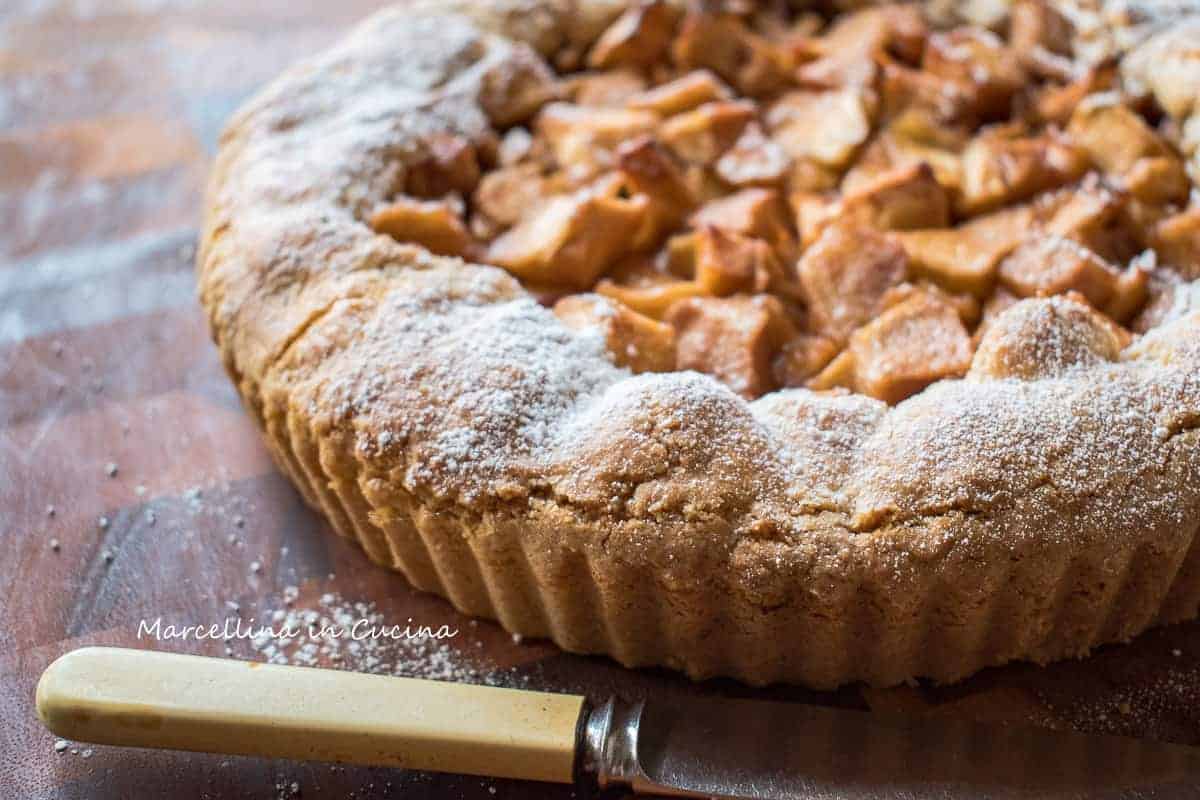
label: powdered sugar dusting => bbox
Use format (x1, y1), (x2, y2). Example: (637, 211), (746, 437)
(317, 267), (624, 503)
(246, 590), (517, 686)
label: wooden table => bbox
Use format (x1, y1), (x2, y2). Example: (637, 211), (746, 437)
(2, 2), (1199, 797)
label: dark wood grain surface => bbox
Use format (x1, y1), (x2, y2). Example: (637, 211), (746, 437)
(3, 2), (1200, 798)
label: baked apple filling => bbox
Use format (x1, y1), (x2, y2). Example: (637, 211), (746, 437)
(370, 0), (1198, 404)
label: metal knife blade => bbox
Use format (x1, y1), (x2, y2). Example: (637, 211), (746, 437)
(581, 694), (1200, 799)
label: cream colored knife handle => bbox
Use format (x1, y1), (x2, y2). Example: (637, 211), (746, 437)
(37, 646), (586, 783)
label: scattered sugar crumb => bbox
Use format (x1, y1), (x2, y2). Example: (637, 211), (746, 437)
(241, 592), (519, 686)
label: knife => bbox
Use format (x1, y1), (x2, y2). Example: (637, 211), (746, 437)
(37, 647), (1200, 798)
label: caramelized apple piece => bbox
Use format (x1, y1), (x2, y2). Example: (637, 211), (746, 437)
(810, 292), (973, 404)
(997, 234), (1148, 321)
(371, 197), (477, 258)
(661, 232), (697, 278)
(1040, 178), (1141, 264)
(715, 123), (792, 187)
(923, 27), (1024, 118)
(881, 281), (981, 327)
(797, 223), (909, 343)
(659, 100), (756, 166)
(958, 127), (1088, 215)
(554, 293), (676, 373)
(774, 334), (840, 387)
(596, 278), (706, 320)
(897, 204), (1033, 297)
(486, 179), (647, 289)
(615, 136), (695, 248)
(843, 111), (966, 194)
(793, 165), (947, 250)
(796, 5), (927, 89)
(1009, 0), (1073, 71)
(566, 70), (647, 107)
(626, 69), (733, 116)
(406, 134), (483, 198)
(672, 10), (790, 97)
(666, 294), (796, 398)
(472, 163), (550, 232)
(877, 62), (975, 125)
(838, 162), (951, 232)
(689, 187), (796, 262)
(536, 102), (660, 178)
(767, 89), (874, 169)
(693, 225), (790, 297)
(1067, 102), (1190, 204)
(1151, 208), (1200, 279)
(1033, 63), (1118, 124)
(587, 0), (680, 70)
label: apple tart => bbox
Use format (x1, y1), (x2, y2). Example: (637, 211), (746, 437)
(199, 0), (1200, 686)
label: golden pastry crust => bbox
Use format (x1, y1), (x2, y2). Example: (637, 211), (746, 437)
(199, 0), (1200, 687)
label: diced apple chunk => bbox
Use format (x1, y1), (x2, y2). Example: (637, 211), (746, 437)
(715, 123), (792, 187)
(827, 163), (951, 238)
(659, 100), (756, 166)
(626, 69), (733, 116)
(689, 187), (796, 262)
(536, 102), (660, 178)
(596, 277), (706, 320)
(472, 163), (550, 232)
(1151, 208), (1200, 279)
(923, 27), (1025, 118)
(1067, 102), (1190, 204)
(897, 204), (1033, 296)
(797, 223), (909, 343)
(809, 292), (973, 404)
(767, 89), (874, 169)
(587, 0), (680, 70)
(486, 180), (647, 289)
(773, 334), (841, 387)
(615, 136), (695, 248)
(666, 294), (796, 398)
(1040, 178), (1141, 264)
(997, 234), (1148, 321)
(1009, 0), (1073, 69)
(958, 127), (1088, 215)
(566, 70), (647, 107)
(795, 5), (927, 89)
(370, 197), (478, 259)
(693, 225), (789, 297)
(671, 11), (790, 97)
(882, 281), (981, 327)
(405, 134), (484, 198)
(554, 293), (676, 373)
(1032, 63), (1118, 124)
